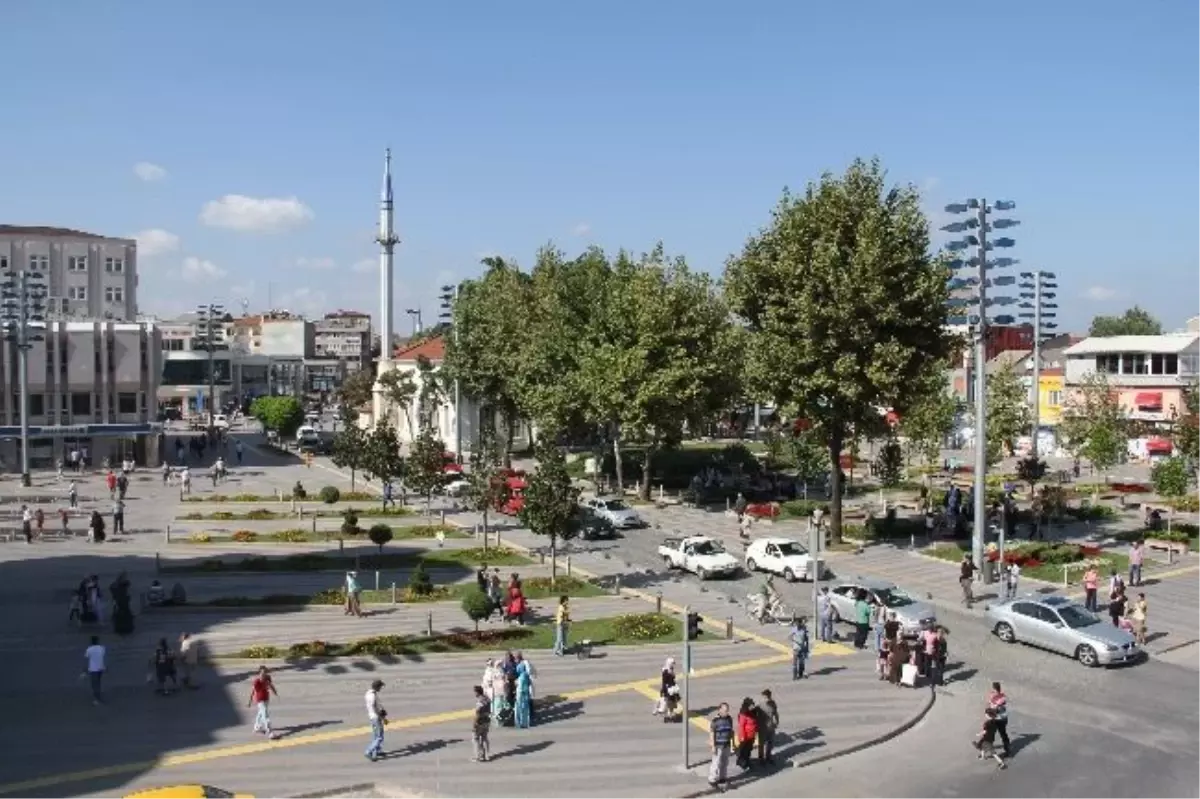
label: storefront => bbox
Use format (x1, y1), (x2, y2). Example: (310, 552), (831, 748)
(0, 423), (164, 472)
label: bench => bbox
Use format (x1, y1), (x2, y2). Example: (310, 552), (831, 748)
(1145, 538), (1190, 556)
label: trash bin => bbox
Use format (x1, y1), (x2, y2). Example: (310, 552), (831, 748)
(982, 558), (997, 584)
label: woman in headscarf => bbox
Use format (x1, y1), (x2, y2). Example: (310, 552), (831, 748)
(654, 657), (678, 721)
(514, 658), (533, 728)
(481, 659), (497, 702)
(490, 658), (509, 725)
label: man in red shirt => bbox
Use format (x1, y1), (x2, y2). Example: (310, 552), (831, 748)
(248, 665), (279, 739)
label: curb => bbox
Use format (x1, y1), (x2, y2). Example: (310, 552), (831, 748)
(793, 683), (936, 769)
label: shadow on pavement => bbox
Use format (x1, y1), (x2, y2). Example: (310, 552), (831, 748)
(488, 740), (555, 761)
(382, 737), (463, 760)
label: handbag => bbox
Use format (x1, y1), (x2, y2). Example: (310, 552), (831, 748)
(900, 663), (919, 687)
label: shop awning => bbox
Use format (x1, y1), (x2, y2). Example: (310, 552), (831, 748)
(1146, 437), (1173, 453)
(1135, 392), (1163, 409)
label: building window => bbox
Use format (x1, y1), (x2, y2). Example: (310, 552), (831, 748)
(1121, 353), (1147, 375)
(27, 394), (45, 416)
(0, 256), (8, 270)
(105, 286), (124, 303)
(28, 254), (49, 271)
(70, 393), (91, 415)
(67, 286), (88, 301)
(68, 256), (88, 272)
(1047, 390), (1063, 406)
(1150, 353), (1179, 375)
(117, 393), (138, 414)
(105, 257), (125, 274)
(1095, 354), (1119, 374)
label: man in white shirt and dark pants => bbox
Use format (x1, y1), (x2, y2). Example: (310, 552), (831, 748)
(84, 636), (106, 705)
(364, 679), (387, 761)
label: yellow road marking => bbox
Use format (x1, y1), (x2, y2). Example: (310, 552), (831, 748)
(630, 683), (710, 732)
(0, 654), (789, 796)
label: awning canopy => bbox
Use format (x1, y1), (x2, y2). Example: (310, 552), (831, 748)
(1146, 437), (1173, 453)
(1135, 392), (1163, 409)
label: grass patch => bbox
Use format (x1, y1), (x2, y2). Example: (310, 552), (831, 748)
(926, 541), (1130, 584)
(163, 546), (531, 575)
(225, 612), (682, 659)
(173, 525), (468, 545)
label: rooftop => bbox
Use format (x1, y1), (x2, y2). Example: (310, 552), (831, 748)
(1063, 333), (1200, 357)
(0, 224), (123, 241)
(394, 335), (446, 362)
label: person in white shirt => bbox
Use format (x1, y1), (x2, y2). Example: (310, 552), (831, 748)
(21, 505), (33, 544)
(84, 636), (106, 705)
(1006, 562), (1021, 599)
(364, 680), (387, 761)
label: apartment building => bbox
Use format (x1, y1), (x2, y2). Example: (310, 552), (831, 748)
(0, 225), (139, 321)
(0, 321), (164, 469)
(1063, 333), (1200, 423)
(314, 310), (371, 366)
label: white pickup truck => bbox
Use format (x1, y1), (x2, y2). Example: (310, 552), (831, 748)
(658, 536), (742, 580)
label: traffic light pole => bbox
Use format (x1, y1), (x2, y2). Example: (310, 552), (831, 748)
(681, 604), (691, 771)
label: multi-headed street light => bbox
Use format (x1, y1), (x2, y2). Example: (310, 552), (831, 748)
(1, 269), (47, 487)
(195, 302), (225, 435)
(1019, 270), (1059, 457)
(942, 198), (1020, 572)
(405, 308), (423, 338)
(439, 283), (462, 461)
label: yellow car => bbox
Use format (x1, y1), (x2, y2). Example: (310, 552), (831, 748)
(125, 786), (252, 799)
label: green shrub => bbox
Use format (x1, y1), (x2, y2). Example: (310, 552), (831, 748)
(236, 645), (280, 659)
(520, 576), (594, 598)
(288, 640), (331, 658)
(1067, 504), (1119, 521)
(368, 523), (394, 553)
(341, 508), (361, 536)
(1172, 495), (1199, 513)
(780, 499), (829, 519)
(461, 587), (493, 629)
(319, 486), (341, 504)
(407, 560), (434, 596)
(210, 511), (236, 521)
(189, 532), (212, 544)
(611, 612), (676, 641)
(343, 635), (408, 656)
(245, 508), (277, 520)
(271, 529), (310, 543)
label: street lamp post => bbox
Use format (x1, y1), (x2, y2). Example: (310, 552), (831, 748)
(1019, 271), (1058, 458)
(943, 199), (1019, 572)
(1, 269), (47, 487)
(439, 284), (463, 461)
(196, 303), (225, 436)
(405, 308), (423, 337)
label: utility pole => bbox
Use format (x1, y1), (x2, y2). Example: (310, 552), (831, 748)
(681, 604), (691, 771)
(196, 302), (225, 436)
(1019, 271), (1058, 458)
(1, 270), (47, 487)
(439, 283), (463, 461)
(405, 308), (423, 338)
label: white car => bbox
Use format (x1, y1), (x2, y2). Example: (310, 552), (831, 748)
(744, 537), (826, 582)
(211, 414), (230, 430)
(583, 496), (645, 529)
(443, 478), (470, 498)
(658, 536), (742, 580)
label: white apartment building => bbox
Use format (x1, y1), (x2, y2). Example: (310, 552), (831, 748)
(1063, 333), (1200, 424)
(314, 311), (371, 366)
(0, 321), (164, 470)
(0, 225), (139, 321)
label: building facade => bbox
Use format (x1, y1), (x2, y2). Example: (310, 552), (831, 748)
(0, 321), (163, 469)
(1063, 333), (1200, 424)
(0, 225), (139, 321)
(314, 311), (371, 366)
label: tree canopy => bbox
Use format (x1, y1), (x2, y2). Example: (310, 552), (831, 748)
(1088, 306), (1163, 337)
(337, 369), (376, 412)
(330, 404), (369, 490)
(518, 437), (579, 585)
(250, 395), (305, 438)
(361, 419), (406, 487)
(1059, 372), (1126, 479)
(723, 157), (952, 539)
(984, 362), (1031, 465)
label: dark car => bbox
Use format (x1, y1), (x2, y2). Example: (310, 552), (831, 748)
(577, 505), (618, 540)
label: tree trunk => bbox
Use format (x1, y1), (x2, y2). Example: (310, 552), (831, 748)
(828, 430), (845, 543)
(350, 468), (357, 492)
(612, 423), (625, 494)
(550, 534), (558, 587)
(482, 507), (489, 554)
(639, 443), (656, 501)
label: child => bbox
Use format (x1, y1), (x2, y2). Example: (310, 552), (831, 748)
(974, 707), (1008, 769)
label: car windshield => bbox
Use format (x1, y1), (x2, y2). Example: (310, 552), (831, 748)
(875, 589), (914, 608)
(603, 500), (630, 511)
(1057, 604), (1101, 629)
(775, 542), (808, 557)
(691, 541), (724, 556)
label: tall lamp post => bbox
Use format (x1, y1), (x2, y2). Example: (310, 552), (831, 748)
(196, 302), (225, 436)
(942, 198), (1019, 572)
(1019, 271), (1058, 457)
(405, 308), (423, 337)
(439, 283), (463, 461)
(1, 269), (47, 487)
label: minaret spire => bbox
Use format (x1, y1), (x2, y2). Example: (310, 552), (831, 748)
(376, 148), (399, 371)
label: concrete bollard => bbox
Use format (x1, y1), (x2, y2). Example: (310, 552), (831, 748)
(440, 509), (446, 525)
(391, 582), (397, 604)
(277, 488), (283, 501)
(426, 611), (434, 637)
(726, 617), (734, 640)
(656, 591), (663, 614)
(613, 574), (622, 595)
(311, 517), (318, 537)
(496, 530), (502, 548)
(164, 524), (171, 543)
(339, 538), (344, 555)
(539, 552), (545, 565)
(155, 552), (161, 574)
(375, 570), (380, 591)
(726, 497), (731, 511)
(566, 555), (572, 577)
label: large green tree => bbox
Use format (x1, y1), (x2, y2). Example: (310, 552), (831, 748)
(250, 395), (305, 439)
(464, 422), (508, 551)
(984, 362), (1031, 465)
(330, 405), (369, 490)
(407, 427), (448, 515)
(1088, 306), (1163, 337)
(517, 438), (580, 585)
(723, 158), (952, 540)
(337, 369), (377, 412)
(361, 419), (406, 491)
(1059, 372), (1127, 488)
(1174, 386), (1198, 472)
(898, 366), (959, 466)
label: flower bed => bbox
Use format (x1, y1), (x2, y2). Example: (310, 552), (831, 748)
(745, 502), (780, 519)
(1108, 482), (1153, 494)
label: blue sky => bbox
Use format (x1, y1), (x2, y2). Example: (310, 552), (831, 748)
(1, 0), (1196, 333)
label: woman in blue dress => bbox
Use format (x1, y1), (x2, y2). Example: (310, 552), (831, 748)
(514, 659), (533, 728)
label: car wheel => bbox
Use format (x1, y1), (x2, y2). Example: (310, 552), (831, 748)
(783, 568), (796, 583)
(994, 622), (1016, 643)
(663, 556), (674, 570)
(697, 568), (709, 581)
(1076, 644), (1099, 667)
(746, 558), (758, 572)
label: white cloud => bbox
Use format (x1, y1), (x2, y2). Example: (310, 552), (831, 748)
(352, 258), (377, 274)
(180, 256), (227, 282)
(1084, 285), (1117, 301)
(277, 286), (329, 318)
(571, 222), (591, 237)
(133, 162), (167, 182)
(199, 195), (314, 233)
(296, 257), (336, 270)
(133, 228), (180, 258)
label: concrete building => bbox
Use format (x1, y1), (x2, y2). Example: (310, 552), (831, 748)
(314, 310), (371, 366)
(0, 320), (164, 470)
(1063, 333), (1200, 425)
(0, 225), (139, 321)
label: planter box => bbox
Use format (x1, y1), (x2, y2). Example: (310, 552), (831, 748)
(1146, 538), (1190, 555)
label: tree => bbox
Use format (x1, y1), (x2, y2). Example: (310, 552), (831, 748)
(1060, 372), (1127, 489)
(367, 523), (394, 559)
(983, 362), (1031, 466)
(461, 587), (493, 633)
(330, 405), (369, 491)
(1174, 386), (1198, 473)
(788, 425), (827, 491)
(1016, 454), (1048, 493)
(407, 427), (448, 515)
(874, 432), (904, 488)
(361, 419), (406, 493)
(465, 423), (508, 551)
(1088, 306), (1163, 337)
(517, 437), (580, 585)
(724, 158), (953, 540)
(898, 369), (959, 466)
(250, 396), (305, 439)
(376, 369), (418, 437)
(337, 369), (376, 412)
(407, 560), (434, 597)
(1151, 456), (1190, 501)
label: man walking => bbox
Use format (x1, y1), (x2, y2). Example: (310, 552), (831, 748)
(853, 590), (871, 649)
(789, 617), (810, 680)
(111, 498), (125, 536)
(1128, 540), (1144, 587)
(553, 595), (570, 656)
(708, 702), (734, 792)
(20, 505), (32, 544)
(1005, 561), (1021, 600)
(364, 679), (387, 761)
(959, 554), (977, 608)
(987, 681), (1012, 759)
(382, 481), (395, 510)
(1083, 566), (1099, 611)
(472, 685), (491, 762)
(84, 635), (106, 705)
(817, 587), (835, 642)
(248, 666), (279, 739)
(68, 480), (78, 509)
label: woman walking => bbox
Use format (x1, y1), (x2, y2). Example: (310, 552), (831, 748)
(1108, 587), (1128, 628)
(655, 657), (678, 721)
(735, 698), (759, 770)
(150, 638), (178, 695)
(1130, 593), (1148, 645)
(514, 658), (533, 728)
(490, 658), (509, 726)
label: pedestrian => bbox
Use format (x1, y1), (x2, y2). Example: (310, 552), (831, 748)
(853, 590), (871, 649)
(1083, 566), (1099, 612)
(973, 707), (1008, 769)
(930, 627), (948, 686)
(817, 586), (835, 642)
(162, 461), (171, 486)
(1128, 541), (1144, 587)
(514, 658), (533, 728)
(83, 635), (106, 705)
(364, 679), (387, 761)
(382, 481), (394, 509)
(112, 498), (125, 536)
(553, 595), (570, 656)
(1005, 561), (1021, 600)
(471, 685), (491, 762)
(117, 472), (129, 500)
(181, 467), (191, 495)
(506, 576), (527, 625)
(235, 439), (243, 465)
(654, 657), (677, 719)
(918, 625), (938, 678)
(59, 507), (70, 537)
(789, 617), (810, 680)
(344, 571), (362, 617)
(476, 564), (489, 594)
(178, 633), (198, 688)
(89, 510), (106, 543)
(56, 458), (64, 482)
(987, 681), (1012, 758)
(959, 554), (977, 607)
(248, 665), (279, 739)
(883, 611), (901, 645)
(20, 505), (32, 544)
(151, 638), (177, 695)
(488, 569), (503, 619)
(489, 659), (509, 725)
(876, 635), (891, 680)
(756, 689), (779, 764)
(1108, 586), (1128, 628)
(68, 480), (78, 509)
(887, 636), (909, 686)
(1108, 569), (1126, 602)
(1127, 592), (1149, 645)
(735, 698), (759, 770)
(33, 507), (44, 540)
(708, 703), (734, 792)
(106, 469), (117, 499)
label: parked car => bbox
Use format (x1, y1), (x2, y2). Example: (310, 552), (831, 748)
(659, 536), (741, 580)
(744, 537), (826, 582)
(577, 505), (618, 540)
(443, 478), (470, 498)
(582, 496), (645, 529)
(984, 594), (1140, 667)
(827, 578), (937, 637)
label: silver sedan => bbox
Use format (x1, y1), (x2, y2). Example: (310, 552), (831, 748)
(984, 594), (1141, 667)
